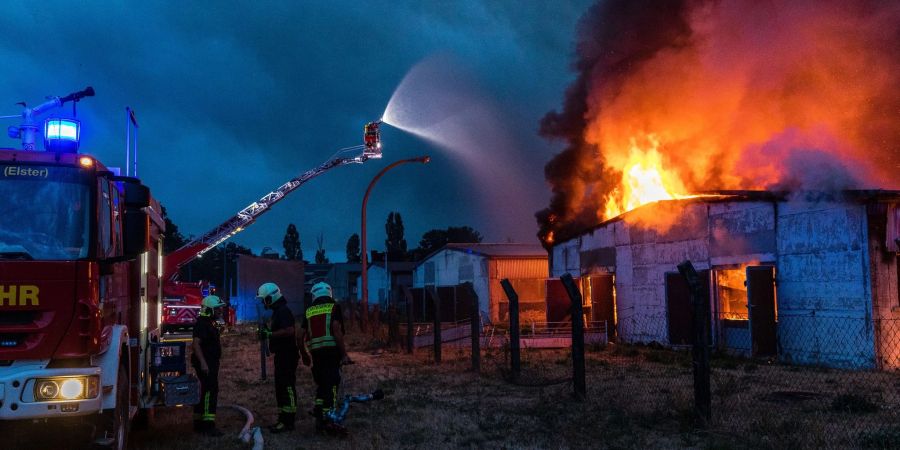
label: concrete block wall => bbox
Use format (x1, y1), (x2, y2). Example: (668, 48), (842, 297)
(775, 200), (875, 368)
(551, 197), (889, 368)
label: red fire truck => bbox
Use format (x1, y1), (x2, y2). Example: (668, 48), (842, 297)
(0, 87), (188, 449)
(0, 87), (382, 448)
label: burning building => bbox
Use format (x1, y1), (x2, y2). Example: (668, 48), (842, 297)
(550, 192), (899, 368)
(538, 1), (900, 368)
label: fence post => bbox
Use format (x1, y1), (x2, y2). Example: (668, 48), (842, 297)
(427, 286), (442, 364)
(677, 260), (711, 424)
(560, 273), (586, 400)
(467, 282), (480, 374)
(402, 285), (415, 354)
(500, 279), (520, 383)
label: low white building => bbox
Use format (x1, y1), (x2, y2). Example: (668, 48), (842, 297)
(412, 243), (548, 323)
(550, 191), (900, 369)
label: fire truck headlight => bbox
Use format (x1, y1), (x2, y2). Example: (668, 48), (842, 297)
(36, 380), (59, 400)
(33, 376), (99, 401)
(60, 378), (84, 399)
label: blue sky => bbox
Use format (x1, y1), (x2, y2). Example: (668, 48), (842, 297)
(0, 1), (594, 260)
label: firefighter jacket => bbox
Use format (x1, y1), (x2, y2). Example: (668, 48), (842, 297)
(302, 298), (344, 354)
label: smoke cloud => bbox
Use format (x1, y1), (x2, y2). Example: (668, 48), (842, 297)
(538, 0), (900, 245)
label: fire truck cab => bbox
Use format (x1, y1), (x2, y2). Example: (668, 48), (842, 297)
(0, 89), (195, 449)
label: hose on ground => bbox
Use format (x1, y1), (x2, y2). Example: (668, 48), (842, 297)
(225, 403), (264, 450)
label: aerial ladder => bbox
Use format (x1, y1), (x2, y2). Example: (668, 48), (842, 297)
(161, 121), (383, 330)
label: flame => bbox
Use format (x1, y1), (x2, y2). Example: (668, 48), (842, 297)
(601, 135), (692, 220)
(538, 1), (900, 244)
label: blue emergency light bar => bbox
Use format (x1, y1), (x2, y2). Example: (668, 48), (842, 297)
(44, 118), (80, 152)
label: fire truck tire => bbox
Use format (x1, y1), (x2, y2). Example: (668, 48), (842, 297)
(95, 360), (130, 450)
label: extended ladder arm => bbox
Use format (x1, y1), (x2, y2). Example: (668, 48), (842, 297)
(163, 121), (383, 282)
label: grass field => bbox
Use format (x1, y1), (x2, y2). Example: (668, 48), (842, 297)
(9, 324), (899, 449)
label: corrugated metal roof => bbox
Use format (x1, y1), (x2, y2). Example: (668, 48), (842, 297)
(442, 243), (548, 258)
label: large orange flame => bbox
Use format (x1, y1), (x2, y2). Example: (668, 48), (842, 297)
(540, 1), (899, 242)
(602, 134), (692, 219)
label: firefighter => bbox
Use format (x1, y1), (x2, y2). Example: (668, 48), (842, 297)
(192, 295), (225, 436)
(299, 281), (352, 435)
(256, 282), (299, 433)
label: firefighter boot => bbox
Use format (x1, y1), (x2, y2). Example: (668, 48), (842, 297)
(268, 412), (295, 433)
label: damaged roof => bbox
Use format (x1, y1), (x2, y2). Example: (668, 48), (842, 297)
(553, 189), (900, 248)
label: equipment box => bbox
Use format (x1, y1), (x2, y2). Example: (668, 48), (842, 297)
(159, 374), (200, 406)
(151, 342), (187, 376)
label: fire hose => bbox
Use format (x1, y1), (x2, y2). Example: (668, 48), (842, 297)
(225, 403), (264, 450)
(323, 360), (386, 426)
(325, 389), (385, 425)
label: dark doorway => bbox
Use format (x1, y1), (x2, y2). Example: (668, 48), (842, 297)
(747, 266), (777, 357)
(587, 275), (616, 341)
(666, 270), (710, 346)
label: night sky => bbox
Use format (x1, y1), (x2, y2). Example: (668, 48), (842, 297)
(0, 1), (593, 260)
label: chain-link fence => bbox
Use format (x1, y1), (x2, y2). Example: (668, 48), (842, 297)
(359, 276), (900, 448)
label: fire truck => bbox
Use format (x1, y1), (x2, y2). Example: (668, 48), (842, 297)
(0, 87), (382, 448)
(160, 120), (383, 332)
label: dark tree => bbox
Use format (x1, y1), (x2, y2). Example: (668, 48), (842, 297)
(385, 212), (407, 261)
(160, 204), (188, 254)
(417, 226), (483, 255)
(315, 233), (330, 264)
(346, 233), (361, 263)
(282, 223), (302, 261)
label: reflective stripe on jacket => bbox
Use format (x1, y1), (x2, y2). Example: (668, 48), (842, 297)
(306, 302), (337, 350)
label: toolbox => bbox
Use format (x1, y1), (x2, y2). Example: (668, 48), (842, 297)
(159, 374), (200, 406)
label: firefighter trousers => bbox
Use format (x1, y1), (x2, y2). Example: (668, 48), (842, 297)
(192, 361), (219, 429)
(273, 351), (299, 427)
(311, 352), (342, 428)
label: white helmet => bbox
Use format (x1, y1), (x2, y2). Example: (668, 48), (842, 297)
(311, 282), (333, 300)
(256, 282), (283, 308)
(200, 295), (225, 317)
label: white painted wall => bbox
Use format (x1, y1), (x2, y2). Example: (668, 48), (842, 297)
(552, 197), (884, 368)
(413, 249), (491, 319)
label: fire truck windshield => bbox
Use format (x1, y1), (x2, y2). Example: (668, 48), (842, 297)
(0, 165), (91, 260)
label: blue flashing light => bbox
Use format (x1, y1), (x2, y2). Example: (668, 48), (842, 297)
(43, 118), (81, 152)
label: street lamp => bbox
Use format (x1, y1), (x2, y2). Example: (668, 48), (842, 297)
(361, 156), (430, 330)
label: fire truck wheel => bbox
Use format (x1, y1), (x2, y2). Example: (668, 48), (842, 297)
(96, 361), (130, 450)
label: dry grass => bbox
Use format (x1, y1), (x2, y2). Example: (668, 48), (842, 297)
(8, 325), (898, 449)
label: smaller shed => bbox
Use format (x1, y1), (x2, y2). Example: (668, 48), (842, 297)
(232, 254), (305, 322)
(326, 263), (361, 303)
(412, 243), (548, 323)
(356, 261), (416, 311)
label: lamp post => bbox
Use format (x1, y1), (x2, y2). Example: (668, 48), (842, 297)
(361, 156), (430, 330)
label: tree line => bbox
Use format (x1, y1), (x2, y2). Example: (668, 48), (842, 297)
(285, 211), (483, 263)
(162, 206), (483, 289)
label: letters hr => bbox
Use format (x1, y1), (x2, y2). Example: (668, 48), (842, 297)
(0, 285), (40, 306)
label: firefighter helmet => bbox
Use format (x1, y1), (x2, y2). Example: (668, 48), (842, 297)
(311, 281), (333, 300)
(200, 295), (225, 317)
(256, 282), (283, 308)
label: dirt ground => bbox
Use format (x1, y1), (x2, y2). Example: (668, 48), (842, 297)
(131, 326), (636, 450)
(129, 326), (900, 449)
(8, 327), (900, 450)
(8, 324), (898, 449)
